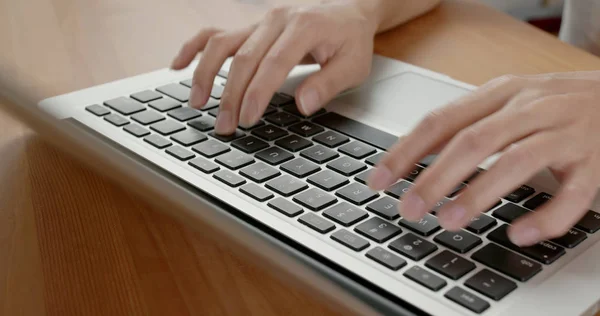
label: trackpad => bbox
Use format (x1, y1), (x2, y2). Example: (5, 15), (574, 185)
(326, 72), (471, 136)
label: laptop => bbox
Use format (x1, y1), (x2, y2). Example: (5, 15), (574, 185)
(1, 55), (600, 316)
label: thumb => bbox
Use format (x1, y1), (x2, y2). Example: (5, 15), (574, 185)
(296, 54), (370, 115)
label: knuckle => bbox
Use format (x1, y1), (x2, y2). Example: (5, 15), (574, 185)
(455, 126), (487, 153)
(207, 32), (228, 48)
(291, 10), (321, 28)
(267, 6), (290, 20)
(233, 48), (254, 65)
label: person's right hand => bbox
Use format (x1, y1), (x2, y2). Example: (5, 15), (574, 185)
(170, 2), (378, 135)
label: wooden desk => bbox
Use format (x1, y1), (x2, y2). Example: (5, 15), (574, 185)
(1, 0), (600, 315)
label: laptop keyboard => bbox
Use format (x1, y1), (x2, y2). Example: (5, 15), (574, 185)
(84, 77), (600, 315)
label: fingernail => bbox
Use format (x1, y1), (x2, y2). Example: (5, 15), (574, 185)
(215, 109), (233, 134)
(368, 166), (394, 190)
(509, 226), (540, 246)
(438, 204), (466, 229)
(189, 85), (204, 108)
(400, 192), (426, 220)
(299, 88), (320, 115)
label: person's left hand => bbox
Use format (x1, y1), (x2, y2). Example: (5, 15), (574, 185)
(367, 71), (600, 247)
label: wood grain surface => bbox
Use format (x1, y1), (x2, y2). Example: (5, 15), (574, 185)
(1, 0), (600, 315)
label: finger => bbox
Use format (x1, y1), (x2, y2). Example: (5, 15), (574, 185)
(239, 21), (325, 126)
(171, 28), (222, 70)
(294, 50), (371, 117)
(189, 27), (255, 109)
(215, 11), (288, 135)
(436, 130), (572, 230)
(508, 159), (598, 246)
(368, 75), (526, 191)
(403, 93), (567, 221)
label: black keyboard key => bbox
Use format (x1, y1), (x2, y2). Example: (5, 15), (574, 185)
(403, 266), (446, 291)
(431, 197), (452, 215)
(298, 213), (335, 234)
(255, 147), (294, 165)
(487, 200), (503, 212)
(269, 93), (294, 106)
(575, 210), (600, 233)
(434, 230), (482, 254)
(366, 197), (400, 220)
(131, 110), (166, 125)
(104, 114), (129, 126)
(444, 287), (490, 314)
(239, 120), (265, 131)
(336, 183), (379, 205)
(192, 140), (230, 158)
(149, 98), (181, 112)
(209, 130), (245, 142)
(405, 165), (425, 182)
(293, 188), (337, 211)
(523, 192), (552, 210)
(265, 175), (308, 197)
(144, 134), (172, 149)
(312, 112), (397, 150)
(171, 129), (207, 146)
(150, 120), (186, 136)
(131, 90), (162, 103)
(85, 104), (110, 116)
(385, 180), (414, 200)
(365, 152), (385, 166)
(354, 169), (371, 185)
(313, 130), (349, 148)
(323, 202), (369, 226)
(487, 225), (565, 264)
(331, 229), (370, 251)
(307, 170), (349, 191)
(366, 247), (407, 271)
(355, 217), (401, 243)
(188, 116), (216, 132)
(388, 233), (438, 261)
(288, 121), (324, 137)
(465, 269), (517, 301)
(275, 135), (313, 152)
(339, 141), (376, 159)
(299, 145), (339, 164)
(399, 214), (441, 236)
(156, 83), (190, 102)
(166, 146), (195, 161)
(124, 124), (150, 137)
(232, 136), (269, 153)
(282, 103), (326, 118)
(215, 150), (255, 170)
(239, 162), (280, 183)
(104, 97), (145, 115)
(213, 170), (246, 187)
(471, 243), (542, 281)
(281, 158), (320, 178)
(188, 156), (220, 174)
(263, 106), (277, 116)
(265, 112), (300, 127)
(327, 156), (367, 176)
(466, 214), (497, 234)
(551, 228), (587, 248)
(492, 203), (531, 223)
(504, 185), (535, 203)
(268, 197), (303, 217)
(426, 250), (476, 280)
(168, 107), (202, 121)
(240, 183), (274, 202)
(252, 125), (288, 141)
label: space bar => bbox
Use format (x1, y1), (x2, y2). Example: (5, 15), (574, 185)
(312, 112), (398, 150)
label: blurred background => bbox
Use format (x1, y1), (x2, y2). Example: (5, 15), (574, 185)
(484, 0), (564, 34)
